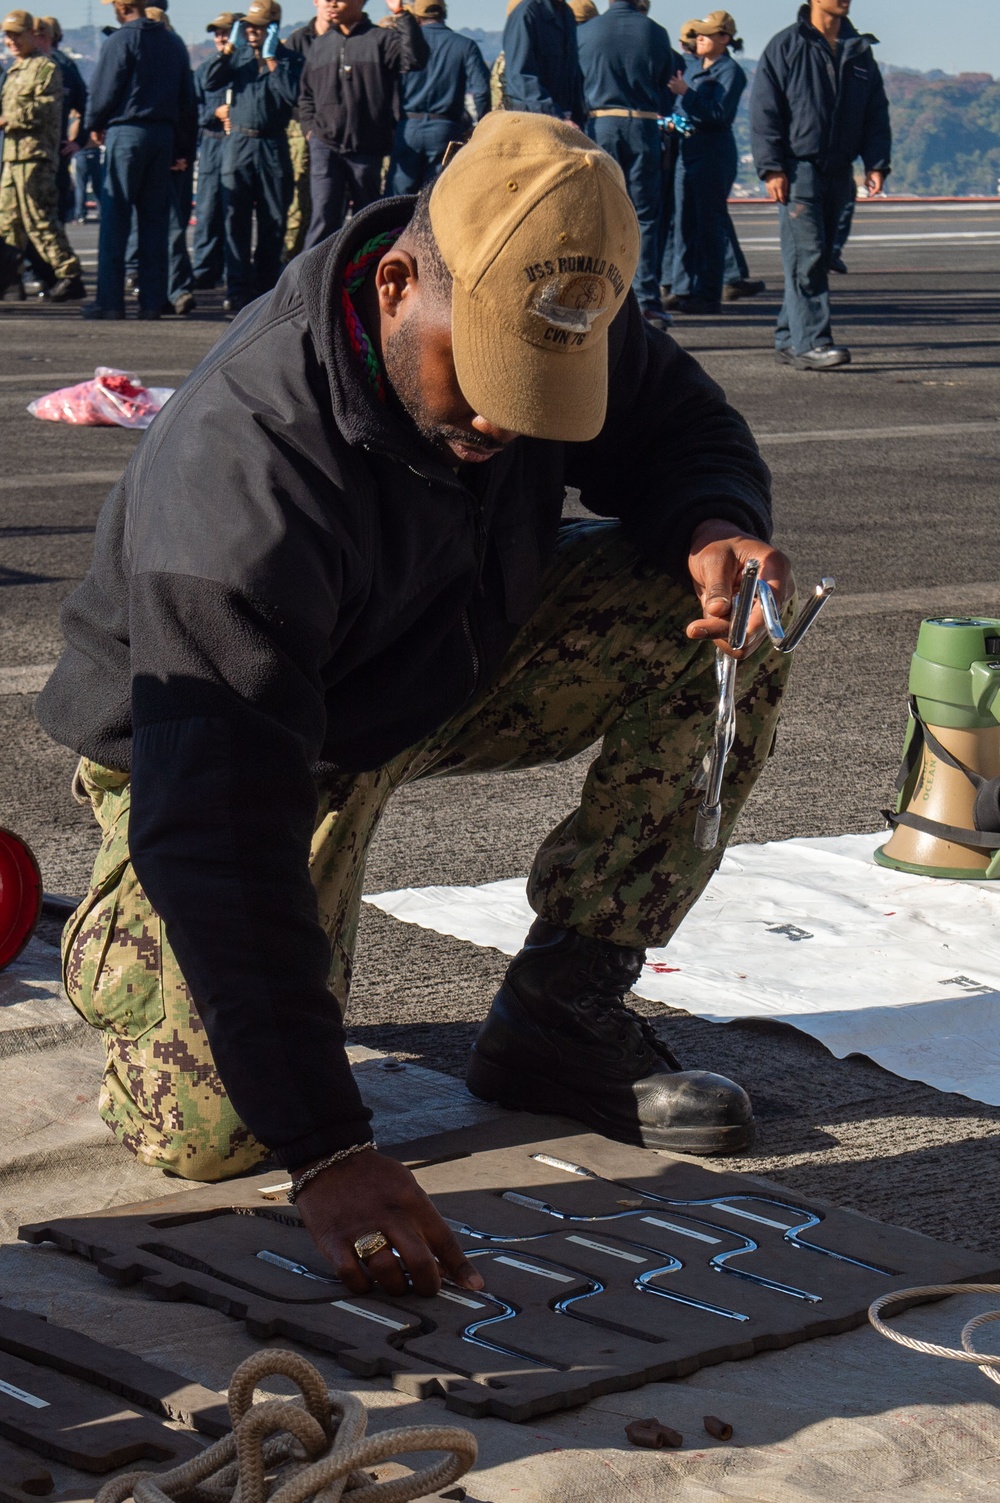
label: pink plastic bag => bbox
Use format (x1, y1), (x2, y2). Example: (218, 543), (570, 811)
(27, 367), (175, 429)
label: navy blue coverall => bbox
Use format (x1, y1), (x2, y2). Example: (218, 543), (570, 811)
(502, 0), (584, 123)
(673, 49), (745, 307)
(85, 17), (195, 315)
(387, 22), (490, 195)
(578, 0), (674, 317)
(750, 5), (890, 354)
(191, 57), (228, 287)
(123, 29), (198, 310)
(53, 46), (87, 223)
(204, 41), (302, 310)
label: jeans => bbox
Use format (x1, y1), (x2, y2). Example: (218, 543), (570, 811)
(222, 132), (291, 304)
(775, 159), (855, 354)
(97, 121), (173, 314)
(657, 126), (679, 288)
(73, 145), (103, 221)
(304, 138), (383, 250)
(192, 132), (226, 286)
(832, 178), (856, 264)
(386, 117), (457, 195)
(724, 214), (749, 284)
(672, 207), (748, 296)
(167, 159), (195, 304)
(589, 115), (662, 314)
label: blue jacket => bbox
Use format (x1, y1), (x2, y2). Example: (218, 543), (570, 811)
(399, 21), (490, 123)
(750, 5), (891, 177)
(52, 45), (87, 138)
(577, 0), (674, 117)
(85, 17), (194, 146)
(678, 50), (745, 134)
(194, 55), (228, 137)
(204, 43), (302, 138)
(503, 0), (584, 124)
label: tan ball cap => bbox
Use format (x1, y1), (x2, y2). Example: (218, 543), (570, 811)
(243, 0), (279, 22)
(690, 10), (737, 37)
(2, 8), (33, 31)
(207, 10), (242, 29)
(568, 0), (598, 21)
(408, 0), (446, 17)
(429, 112), (640, 444)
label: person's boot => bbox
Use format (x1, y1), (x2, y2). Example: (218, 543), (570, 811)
(0, 238), (21, 297)
(47, 273), (87, 302)
(722, 278), (766, 302)
(466, 919), (754, 1154)
(777, 346), (851, 371)
(674, 296), (723, 315)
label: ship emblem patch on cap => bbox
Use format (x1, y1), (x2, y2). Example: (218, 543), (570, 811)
(533, 275), (609, 339)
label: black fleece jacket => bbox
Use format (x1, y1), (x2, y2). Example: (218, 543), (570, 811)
(38, 196), (772, 1172)
(299, 11), (429, 156)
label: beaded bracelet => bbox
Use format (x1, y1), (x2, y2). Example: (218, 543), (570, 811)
(287, 1140), (377, 1205)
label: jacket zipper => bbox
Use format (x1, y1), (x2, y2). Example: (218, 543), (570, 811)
(461, 606), (480, 694)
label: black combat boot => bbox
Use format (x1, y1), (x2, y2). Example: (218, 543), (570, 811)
(0, 239), (20, 298)
(467, 919), (754, 1155)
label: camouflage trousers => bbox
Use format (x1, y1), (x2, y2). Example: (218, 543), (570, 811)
(64, 520), (791, 1182)
(282, 121), (310, 262)
(0, 159), (81, 280)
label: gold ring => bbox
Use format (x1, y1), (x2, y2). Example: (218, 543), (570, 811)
(353, 1231), (389, 1261)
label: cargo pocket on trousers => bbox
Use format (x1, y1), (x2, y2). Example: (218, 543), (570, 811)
(62, 862), (167, 1042)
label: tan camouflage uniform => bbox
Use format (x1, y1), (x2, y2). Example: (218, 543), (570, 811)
(282, 118), (310, 262)
(489, 52), (507, 112)
(0, 51), (82, 280)
(64, 520), (791, 1181)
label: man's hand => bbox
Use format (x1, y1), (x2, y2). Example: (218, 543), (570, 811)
(89, 129), (105, 147)
(295, 1149), (487, 1298)
(865, 169), (885, 197)
(686, 521), (794, 659)
(763, 170), (789, 204)
(171, 157), (187, 172)
(216, 103), (231, 134)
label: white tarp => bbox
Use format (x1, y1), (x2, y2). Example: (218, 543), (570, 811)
(365, 832), (1000, 1106)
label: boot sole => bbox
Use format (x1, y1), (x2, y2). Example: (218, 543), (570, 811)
(466, 1050), (755, 1156)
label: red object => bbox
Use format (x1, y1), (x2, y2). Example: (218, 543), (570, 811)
(27, 368), (172, 428)
(0, 829), (42, 970)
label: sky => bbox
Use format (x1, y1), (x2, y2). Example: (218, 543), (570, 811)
(56, 0), (1000, 76)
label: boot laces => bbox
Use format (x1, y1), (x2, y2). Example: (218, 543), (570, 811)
(575, 950), (681, 1069)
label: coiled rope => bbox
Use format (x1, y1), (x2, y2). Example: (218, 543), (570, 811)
(868, 1284), (1000, 1387)
(95, 1348), (477, 1503)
